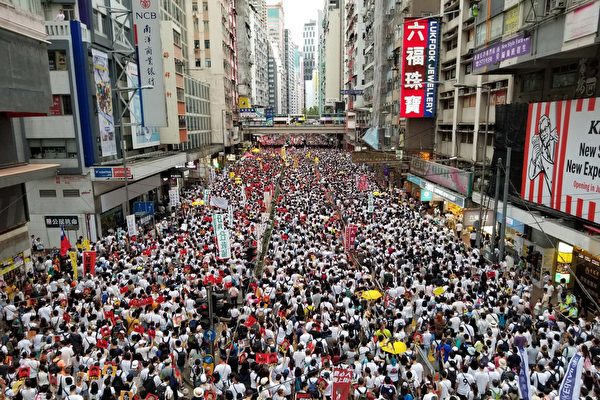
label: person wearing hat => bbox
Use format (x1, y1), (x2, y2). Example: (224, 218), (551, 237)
(192, 387), (204, 400)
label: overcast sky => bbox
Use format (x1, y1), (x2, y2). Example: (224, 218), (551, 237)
(268, 0), (323, 47)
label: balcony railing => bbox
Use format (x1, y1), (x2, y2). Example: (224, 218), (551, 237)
(45, 21), (91, 42)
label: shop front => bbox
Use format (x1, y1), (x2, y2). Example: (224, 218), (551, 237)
(0, 250), (33, 286)
(573, 248), (600, 309)
(406, 174), (468, 225)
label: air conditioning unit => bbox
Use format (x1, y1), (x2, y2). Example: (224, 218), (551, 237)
(550, 0), (566, 12)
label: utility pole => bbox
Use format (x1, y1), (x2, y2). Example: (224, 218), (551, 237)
(499, 147), (512, 262)
(207, 285), (215, 356)
(476, 84), (491, 249)
(122, 139), (129, 215)
(490, 158), (502, 262)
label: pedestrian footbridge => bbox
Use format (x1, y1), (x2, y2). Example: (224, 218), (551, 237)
(244, 125), (346, 136)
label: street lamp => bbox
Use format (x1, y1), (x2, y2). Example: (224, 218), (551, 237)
(113, 84), (154, 216)
(454, 82), (492, 251)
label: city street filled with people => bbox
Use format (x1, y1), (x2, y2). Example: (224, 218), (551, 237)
(1, 145), (599, 400)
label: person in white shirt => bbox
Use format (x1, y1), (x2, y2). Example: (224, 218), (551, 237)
(455, 366), (476, 399)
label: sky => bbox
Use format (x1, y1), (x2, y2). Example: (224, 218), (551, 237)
(269, 0), (322, 47)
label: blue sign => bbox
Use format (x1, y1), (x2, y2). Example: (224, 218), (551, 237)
(94, 167), (113, 178)
(424, 18), (440, 118)
(133, 201), (155, 215)
(204, 330), (216, 342)
(420, 190), (433, 201)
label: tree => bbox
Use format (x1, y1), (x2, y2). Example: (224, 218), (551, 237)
(305, 106), (319, 116)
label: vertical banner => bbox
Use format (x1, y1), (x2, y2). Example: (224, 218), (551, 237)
(227, 206), (234, 226)
(91, 49), (117, 156)
(69, 251), (78, 280)
(126, 214), (138, 237)
(169, 189), (180, 207)
(399, 18), (440, 118)
(517, 346), (532, 400)
(125, 62), (161, 148)
(331, 368), (353, 400)
(82, 239), (91, 251)
(212, 214), (225, 233)
(241, 185), (247, 205)
(131, 0), (167, 126)
(217, 229), (231, 259)
(83, 251), (97, 276)
(367, 193), (374, 213)
(203, 189), (211, 205)
(358, 175), (368, 191)
(558, 353), (584, 400)
(344, 224), (358, 252)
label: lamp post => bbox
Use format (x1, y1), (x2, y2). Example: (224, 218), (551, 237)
(454, 82), (491, 251)
(113, 84), (153, 216)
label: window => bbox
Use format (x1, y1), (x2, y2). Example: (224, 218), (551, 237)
(202, 1), (208, 11)
(28, 139), (78, 159)
(205, 58), (211, 67)
(552, 63), (578, 89)
(195, 58), (202, 67)
(445, 38), (458, 51)
(63, 189), (80, 197)
(464, 94), (476, 107)
(48, 50), (67, 71)
(465, 63), (473, 75)
(49, 95), (73, 115)
(194, 40), (200, 49)
(173, 31), (182, 47)
(460, 132), (474, 143)
(203, 20), (209, 31)
(62, 5), (76, 20)
(0, 185), (27, 234)
(444, 68), (456, 80)
(40, 190), (57, 198)
(490, 14), (503, 40)
(204, 39), (210, 49)
(475, 23), (486, 46)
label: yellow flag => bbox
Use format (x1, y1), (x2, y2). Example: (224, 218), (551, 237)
(69, 251), (78, 280)
(314, 157), (319, 164)
(280, 147), (287, 161)
(82, 239), (91, 251)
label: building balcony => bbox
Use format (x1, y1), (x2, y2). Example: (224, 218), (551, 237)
(45, 21), (90, 42)
(0, 0), (45, 41)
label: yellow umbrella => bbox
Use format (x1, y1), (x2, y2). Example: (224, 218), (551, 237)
(373, 191), (381, 196)
(433, 287), (446, 296)
(361, 290), (383, 301)
(251, 148), (261, 153)
(379, 340), (407, 355)
(191, 200), (204, 207)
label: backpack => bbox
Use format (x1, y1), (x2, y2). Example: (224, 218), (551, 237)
(498, 314), (506, 329)
(175, 349), (186, 369)
(156, 383), (168, 400)
(380, 384), (395, 399)
(356, 386), (368, 400)
(308, 378), (320, 398)
(143, 374), (157, 395)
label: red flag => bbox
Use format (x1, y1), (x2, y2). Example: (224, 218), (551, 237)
(83, 251), (96, 275)
(244, 315), (257, 328)
(60, 227), (71, 256)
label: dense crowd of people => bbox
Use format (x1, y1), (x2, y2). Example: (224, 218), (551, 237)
(0, 145), (599, 400)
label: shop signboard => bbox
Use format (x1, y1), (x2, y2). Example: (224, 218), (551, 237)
(420, 190), (433, 202)
(133, 201), (155, 215)
(45, 216), (79, 229)
(564, 1), (600, 42)
(521, 97), (600, 224)
(463, 208), (494, 228)
(125, 61), (161, 149)
(92, 167), (132, 181)
(132, 0), (167, 127)
(399, 17), (440, 118)
(410, 159), (473, 195)
(473, 35), (531, 70)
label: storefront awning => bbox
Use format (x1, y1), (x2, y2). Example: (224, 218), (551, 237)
(0, 163), (59, 189)
(407, 174), (467, 208)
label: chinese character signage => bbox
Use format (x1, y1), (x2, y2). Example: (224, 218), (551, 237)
(169, 189), (180, 207)
(203, 189), (210, 205)
(400, 17), (440, 118)
(212, 213), (225, 233)
(332, 368), (353, 400)
(367, 193), (374, 213)
(91, 49), (117, 156)
(132, 0), (167, 127)
(45, 216), (79, 229)
(125, 62), (161, 149)
(473, 35), (531, 69)
(126, 214), (138, 237)
(217, 229), (231, 259)
(227, 206), (234, 226)
(521, 97), (600, 224)
(344, 224), (358, 252)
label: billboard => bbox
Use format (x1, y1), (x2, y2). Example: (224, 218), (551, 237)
(91, 49), (117, 157)
(125, 62), (161, 149)
(399, 17), (440, 118)
(132, 0), (167, 127)
(521, 97), (600, 223)
(473, 34), (531, 70)
(410, 159), (473, 196)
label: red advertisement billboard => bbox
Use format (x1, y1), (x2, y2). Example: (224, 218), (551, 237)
(521, 97), (600, 223)
(399, 18), (440, 118)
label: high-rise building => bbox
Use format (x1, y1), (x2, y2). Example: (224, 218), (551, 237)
(267, 1), (285, 53)
(191, 0), (239, 149)
(19, 0), (213, 245)
(250, 0), (267, 26)
(249, 3), (269, 107)
(285, 29), (299, 114)
(319, 0), (344, 114)
(267, 40), (284, 113)
(302, 21), (317, 81)
(0, 0), (58, 271)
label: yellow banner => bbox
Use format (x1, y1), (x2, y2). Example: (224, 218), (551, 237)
(69, 251), (78, 280)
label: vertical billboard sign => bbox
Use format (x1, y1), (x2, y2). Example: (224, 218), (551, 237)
(521, 97), (600, 223)
(132, 0), (167, 127)
(91, 49), (117, 156)
(126, 62), (161, 148)
(399, 17), (440, 118)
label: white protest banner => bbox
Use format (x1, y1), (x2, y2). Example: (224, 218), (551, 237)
(126, 214), (138, 237)
(216, 229), (231, 259)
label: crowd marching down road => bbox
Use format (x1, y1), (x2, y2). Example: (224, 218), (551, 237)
(1, 145), (600, 400)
